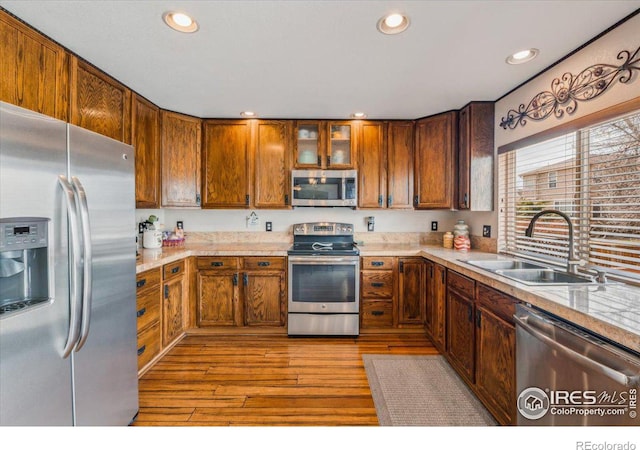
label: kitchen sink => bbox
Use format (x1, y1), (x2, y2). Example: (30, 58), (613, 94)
(463, 259), (550, 272)
(460, 257), (598, 286)
(496, 268), (595, 285)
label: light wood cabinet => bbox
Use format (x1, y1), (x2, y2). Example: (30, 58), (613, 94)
(196, 256), (286, 327)
(0, 11), (69, 120)
(360, 256), (395, 329)
(201, 120), (251, 208)
(135, 268), (162, 373)
(161, 110), (202, 207)
(397, 257), (425, 326)
(162, 260), (186, 347)
(253, 120), (291, 208)
(414, 111), (457, 209)
(132, 94), (161, 208)
(69, 55), (131, 143)
(294, 120), (356, 169)
(243, 257), (286, 326)
(458, 101), (494, 211)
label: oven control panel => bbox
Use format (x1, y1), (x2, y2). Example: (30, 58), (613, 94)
(293, 222), (353, 236)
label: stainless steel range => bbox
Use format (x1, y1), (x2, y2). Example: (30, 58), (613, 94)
(287, 222), (359, 336)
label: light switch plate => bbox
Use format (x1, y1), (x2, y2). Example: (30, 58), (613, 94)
(483, 225), (491, 238)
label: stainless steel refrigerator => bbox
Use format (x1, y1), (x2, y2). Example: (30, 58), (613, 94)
(0, 102), (139, 425)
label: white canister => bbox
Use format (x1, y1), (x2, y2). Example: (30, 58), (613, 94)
(453, 220), (469, 237)
(143, 229), (162, 249)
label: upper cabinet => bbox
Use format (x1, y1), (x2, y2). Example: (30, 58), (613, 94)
(254, 120), (291, 209)
(161, 111), (202, 208)
(457, 101), (494, 211)
(0, 11), (69, 121)
(414, 111), (458, 209)
(132, 94), (161, 208)
(358, 121), (387, 208)
(70, 56), (131, 143)
(294, 121), (356, 169)
(201, 120), (252, 208)
(386, 121), (414, 209)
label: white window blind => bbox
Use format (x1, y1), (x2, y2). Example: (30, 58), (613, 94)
(499, 110), (640, 281)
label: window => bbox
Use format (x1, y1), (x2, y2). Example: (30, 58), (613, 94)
(499, 110), (640, 281)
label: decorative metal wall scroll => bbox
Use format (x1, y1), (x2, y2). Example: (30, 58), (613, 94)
(499, 46), (640, 130)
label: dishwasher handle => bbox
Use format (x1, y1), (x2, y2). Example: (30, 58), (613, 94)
(514, 313), (640, 388)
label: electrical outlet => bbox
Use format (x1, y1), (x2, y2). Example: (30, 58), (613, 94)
(266, 221), (272, 232)
(482, 225), (491, 238)
(431, 221), (438, 231)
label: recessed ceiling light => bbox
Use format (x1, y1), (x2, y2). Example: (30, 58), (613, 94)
(377, 13), (410, 35)
(351, 112), (367, 119)
(240, 111), (257, 118)
(163, 11), (198, 33)
(506, 48), (539, 65)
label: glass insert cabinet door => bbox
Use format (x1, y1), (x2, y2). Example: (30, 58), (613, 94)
(329, 123), (352, 166)
(294, 121), (355, 168)
(295, 122), (321, 167)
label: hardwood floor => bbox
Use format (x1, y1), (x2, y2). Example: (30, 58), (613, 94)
(134, 332), (438, 426)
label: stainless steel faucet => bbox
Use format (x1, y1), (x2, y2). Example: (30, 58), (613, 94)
(525, 209), (581, 274)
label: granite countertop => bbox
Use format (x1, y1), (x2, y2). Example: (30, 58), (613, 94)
(136, 242), (640, 353)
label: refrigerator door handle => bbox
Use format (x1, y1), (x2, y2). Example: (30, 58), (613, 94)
(58, 175), (83, 358)
(72, 176), (93, 352)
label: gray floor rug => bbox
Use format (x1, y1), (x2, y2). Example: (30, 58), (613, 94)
(363, 354), (497, 426)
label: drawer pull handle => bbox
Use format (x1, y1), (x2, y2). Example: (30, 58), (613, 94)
(136, 279), (146, 288)
(171, 266), (180, 274)
(371, 282), (384, 288)
(137, 307), (146, 318)
(257, 261), (270, 267)
(371, 311), (384, 316)
(137, 345), (146, 356)
(371, 261), (384, 267)
(212, 262), (224, 267)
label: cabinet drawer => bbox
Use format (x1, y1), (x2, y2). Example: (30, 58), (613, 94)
(361, 257), (394, 270)
(197, 257), (239, 270)
(476, 283), (517, 324)
(136, 289), (161, 332)
(361, 300), (394, 328)
(243, 257), (285, 271)
(137, 321), (161, 371)
(361, 271), (394, 298)
(163, 259), (186, 280)
(447, 270), (475, 298)
(136, 268), (161, 295)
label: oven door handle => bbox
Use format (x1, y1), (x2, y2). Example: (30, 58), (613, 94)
(289, 257), (358, 265)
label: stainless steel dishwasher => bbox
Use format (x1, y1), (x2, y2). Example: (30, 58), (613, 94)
(514, 304), (640, 426)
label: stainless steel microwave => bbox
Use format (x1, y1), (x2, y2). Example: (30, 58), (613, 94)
(291, 170), (357, 207)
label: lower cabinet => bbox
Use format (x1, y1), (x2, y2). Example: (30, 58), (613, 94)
(196, 256), (286, 327)
(162, 259), (186, 347)
(136, 267), (162, 372)
(360, 257), (396, 328)
(425, 261), (446, 352)
(446, 270), (476, 384)
(397, 257), (425, 326)
(136, 259), (188, 376)
(442, 268), (518, 425)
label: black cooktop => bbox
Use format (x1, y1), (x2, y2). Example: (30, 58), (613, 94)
(287, 242), (359, 256)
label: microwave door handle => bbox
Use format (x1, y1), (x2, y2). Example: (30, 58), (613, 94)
(71, 177), (92, 352)
(58, 176), (82, 358)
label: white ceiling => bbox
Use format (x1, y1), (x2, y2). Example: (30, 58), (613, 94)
(2, 1), (639, 120)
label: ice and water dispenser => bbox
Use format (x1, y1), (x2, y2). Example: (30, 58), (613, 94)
(0, 218), (50, 315)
